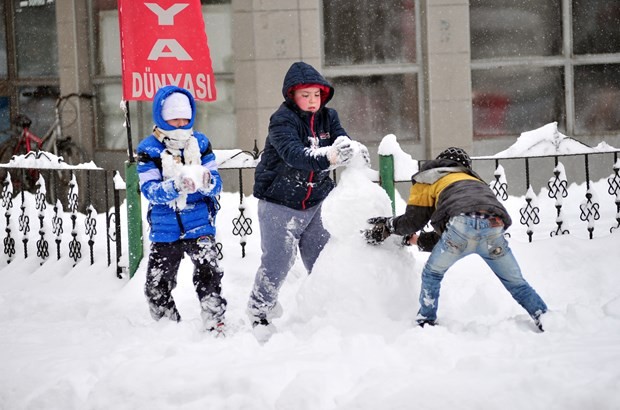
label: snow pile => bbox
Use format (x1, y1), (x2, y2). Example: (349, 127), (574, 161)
(486, 122), (618, 158)
(297, 144), (417, 328)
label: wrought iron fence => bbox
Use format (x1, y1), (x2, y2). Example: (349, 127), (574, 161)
(387, 150), (620, 242)
(2, 147), (618, 278)
(0, 154), (121, 275)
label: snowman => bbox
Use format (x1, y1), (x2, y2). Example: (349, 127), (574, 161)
(295, 141), (419, 331)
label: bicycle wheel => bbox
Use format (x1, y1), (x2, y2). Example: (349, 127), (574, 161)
(0, 142), (13, 190)
(0, 141), (16, 165)
(57, 138), (86, 166)
(54, 140), (87, 195)
(0, 147), (40, 194)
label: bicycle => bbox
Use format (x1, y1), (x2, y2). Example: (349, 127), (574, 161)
(0, 92), (93, 190)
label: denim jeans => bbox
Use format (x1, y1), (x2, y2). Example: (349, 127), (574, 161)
(417, 215), (547, 323)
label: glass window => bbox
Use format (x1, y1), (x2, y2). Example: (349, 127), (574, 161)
(194, 79), (235, 148)
(203, 4), (232, 73)
(0, 1), (7, 78)
(97, 9), (121, 77)
(17, 86), (59, 139)
(96, 83), (133, 150)
(573, 1), (620, 55)
(470, 0), (562, 59)
(574, 64), (620, 134)
(472, 67), (565, 138)
(323, 0), (419, 143)
(324, 0), (416, 66)
(14, 1), (58, 78)
(471, 0), (620, 138)
(329, 74), (419, 143)
(0, 97), (10, 140)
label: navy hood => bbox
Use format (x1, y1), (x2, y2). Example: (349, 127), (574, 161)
(152, 85), (196, 131)
(281, 62), (334, 107)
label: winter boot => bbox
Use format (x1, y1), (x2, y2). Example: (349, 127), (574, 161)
(532, 311), (545, 332)
(200, 294), (227, 333)
(207, 321), (226, 338)
(416, 319), (437, 328)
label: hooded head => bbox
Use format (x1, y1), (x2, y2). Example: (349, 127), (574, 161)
(436, 147), (472, 169)
(282, 62), (334, 109)
(152, 86), (196, 131)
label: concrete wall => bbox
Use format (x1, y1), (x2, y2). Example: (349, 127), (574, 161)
(232, 0), (322, 150)
(420, 0), (473, 159)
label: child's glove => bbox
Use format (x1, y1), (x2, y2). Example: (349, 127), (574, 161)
(328, 136), (354, 166)
(416, 231), (441, 252)
(175, 175), (198, 194)
(363, 216), (393, 245)
(199, 169), (214, 194)
(359, 144), (371, 166)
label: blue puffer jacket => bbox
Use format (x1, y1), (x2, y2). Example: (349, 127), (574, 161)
(253, 62), (348, 210)
(136, 85), (222, 242)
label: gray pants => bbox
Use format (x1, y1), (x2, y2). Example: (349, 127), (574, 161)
(247, 200), (330, 320)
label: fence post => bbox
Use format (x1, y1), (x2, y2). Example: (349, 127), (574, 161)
(125, 161), (143, 278)
(379, 154), (395, 215)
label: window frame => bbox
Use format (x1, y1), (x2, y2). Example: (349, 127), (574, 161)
(470, 0), (620, 139)
(0, 1), (60, 125)
(320, 0), (425, 143)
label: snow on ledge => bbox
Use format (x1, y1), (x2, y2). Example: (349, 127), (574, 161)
(0, 151), (101, 170)
(475, 122), (620, 159)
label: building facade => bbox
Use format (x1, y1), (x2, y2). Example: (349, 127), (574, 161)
(1, 0), (619, 175)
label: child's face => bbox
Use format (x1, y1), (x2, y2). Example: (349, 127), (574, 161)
(293, 87), (321, 113)
(166, 118), (190, 128)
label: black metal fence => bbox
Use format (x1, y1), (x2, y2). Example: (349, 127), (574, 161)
(0, 160), (120, 272)
(405, 150), (620, 241)
(1, 148), (618, 278)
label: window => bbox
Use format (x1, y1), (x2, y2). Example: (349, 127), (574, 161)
(0, 1), (7, 79)
(574, 64), (620, 133)
(0, 2), (59, 140)
(470, 1), (562, 60)
(0, 1), (8, 133)
(472, 67), (565, 138)
(91, 0), (235, 150)
(471, 0), (620, 138)
(573, 0), (620, 55)
(323, 0), (419, 143)
(14, 1), (58, 78)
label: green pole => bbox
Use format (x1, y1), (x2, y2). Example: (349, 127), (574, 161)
(379, 154), (395, 215)
(125, 161), (143, 278)
(123, 100), (143, 278)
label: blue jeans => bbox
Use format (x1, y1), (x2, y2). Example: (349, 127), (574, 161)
(247, 200), (330, 320)
(417, 215), (547, 323)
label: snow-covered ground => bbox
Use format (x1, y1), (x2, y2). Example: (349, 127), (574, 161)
(1, 127), (620, 409)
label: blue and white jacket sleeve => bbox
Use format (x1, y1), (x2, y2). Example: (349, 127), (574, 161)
(197, 135), (222, 197)
(136, 141), (181, 205)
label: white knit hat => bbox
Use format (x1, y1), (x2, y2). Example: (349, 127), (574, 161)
(161, 92), (192, 121)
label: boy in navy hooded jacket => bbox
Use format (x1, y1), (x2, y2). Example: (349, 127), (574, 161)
(247, 61), (366, 335)
(137, 85), (226, 335)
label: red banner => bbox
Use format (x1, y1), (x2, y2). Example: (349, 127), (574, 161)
(118, 0), (217, 101)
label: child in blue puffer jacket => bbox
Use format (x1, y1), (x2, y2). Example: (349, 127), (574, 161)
(137, 85), (226, 335)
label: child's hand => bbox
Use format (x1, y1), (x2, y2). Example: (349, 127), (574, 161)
(200, 169), (213, 193)
(175, 175), (198, 194)
(328, 136), (354, 166)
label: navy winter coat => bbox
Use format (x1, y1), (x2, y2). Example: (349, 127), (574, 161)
(136, 85), (222, 242)
(253, 62), (348, 210)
